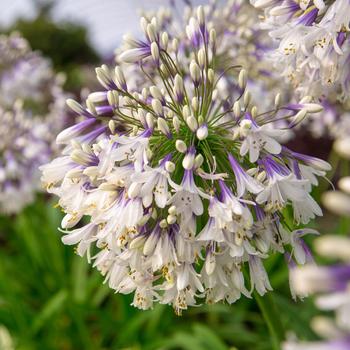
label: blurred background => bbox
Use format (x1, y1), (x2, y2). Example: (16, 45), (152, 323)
(0, 1), (348, 350)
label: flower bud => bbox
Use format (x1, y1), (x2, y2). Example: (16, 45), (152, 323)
(238, 69), (247, 90)
(198, 48), (206, 68)
(208, 69), (214, 83)
(194, 154), (204, 168)
(151, 42), (160, 63)
(233, 101), (241, 118)
(190, 60), (201, 85)
(182, 149), (196, 170)
(115, 66), (127, 90)
(173, 116), (180, 133)
(161, 32), (169, 49)
(186, 115), (198, 132)
(157, 118), (171, 138)
(146, 113), (155, 129)
(150, 86), (163, 100)
(196, 124), (208, 140)
(152, 99), (163, 116)
(165, 161), (175, 173)
(167, 215), (177, 225)
(176, 140), (187, 153)
(168, 205), (177, 215)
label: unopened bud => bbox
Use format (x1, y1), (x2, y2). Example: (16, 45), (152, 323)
(176, 140), (187, 153)
(238, 69), (247, 90)
(165, 161), (175, 173)
(187, 115), (198, 132)
(196, 124), (208, 140)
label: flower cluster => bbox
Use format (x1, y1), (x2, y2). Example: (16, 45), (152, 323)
(251, 0), (350, 100)
(0, 33), (67, 214)
(284, 234), (350, 350)
(42, 6), (330, 312)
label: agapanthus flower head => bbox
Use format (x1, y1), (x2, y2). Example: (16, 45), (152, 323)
(0, 102), (50, 213)
(0, 33), (67, 214)
(42, 5), (329, 313)
(284, 234), (350, 350)
(251, 0), (350, 101)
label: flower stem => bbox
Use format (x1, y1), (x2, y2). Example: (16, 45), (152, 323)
(254, 293), (284, 350)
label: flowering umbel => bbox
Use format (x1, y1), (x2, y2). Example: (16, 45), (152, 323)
(41, 6), (329, 312)
(0, 33), (67, 214)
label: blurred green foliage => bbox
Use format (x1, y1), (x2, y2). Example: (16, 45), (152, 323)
(0, 195), (339, 350)
(3, 2), (100, 92)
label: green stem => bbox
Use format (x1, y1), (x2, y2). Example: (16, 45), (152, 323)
(254, 293), (284, 350)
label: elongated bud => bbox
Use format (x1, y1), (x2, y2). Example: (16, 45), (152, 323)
(176, 140), (187, 153)
(303, 103), (323, 113)
(187, 115), (198, 132)
(208, 69), (214, 83)
(161, 32), (169, 49)
(173, 116), (180, 133)
(172, 38), (179, 53)
(95, 67), (111, 89)
(174, 74), (184, 103)
(197, 6), (205, 26)
(157, 118), (171, 138)
(233, 101), (241, 118)
(238, 69), (247, 90)
(137, 109), (146, 126)
(66, 99), (85, 115)
(107, 90), (119, 107)
(115, 66), (127, 90)
(88, 91), (108, 103)
(251, 106), (258, 119)
(182, 105), (190, 118)
(150, 86), (163, 100)
(152, 98), (163, 116)
(142, 87), (149, 101)
(140, 17), (148, 34)
(291, 109), (307, 126)
(190, 60), (201, 86)
(274, 93), (281, 108)
(243, 90), (251, 107)
(146, 113), (154, 129)
(191, 97), (199, 112)
(151, 42), (159, 64)
(198, 48), (205, 68)
(209, 28), (216, 46)
(146, 23), (157, 42)
(108, 120), (116, 134)
(194, 154), (204, 168)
